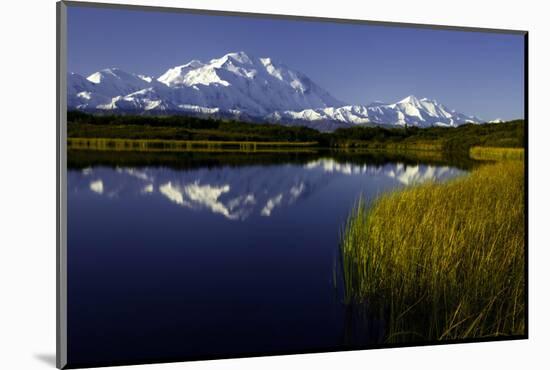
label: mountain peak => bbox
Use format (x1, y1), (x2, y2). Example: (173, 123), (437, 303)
(181, 59), (203, 69)
(138, 75), (153, 83)
(398, 95), (421, 105)
(259, 57), (272, 66)
(87, 67), (136, 83)
(213, 51), (254, 66)
(419, 97), (440, 104)
(227, 51), (252, 61)
(82, 67), (151, 98)
(157, 60), (205, 87)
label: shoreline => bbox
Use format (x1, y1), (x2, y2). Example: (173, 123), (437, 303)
(68, 137), (516, 154)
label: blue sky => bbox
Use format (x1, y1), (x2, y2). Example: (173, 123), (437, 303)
(67, 5), (525, 120)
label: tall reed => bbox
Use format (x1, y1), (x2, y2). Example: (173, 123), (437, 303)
(470, 146), (524, 161)
(340, 160), (525, 342)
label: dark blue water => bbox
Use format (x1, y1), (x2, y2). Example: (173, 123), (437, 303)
(67, 156), (464, 366)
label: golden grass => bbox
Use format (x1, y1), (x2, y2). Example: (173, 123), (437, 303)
(67, 137), (319, 153)
(340, 160), (525, 342)
(381, 141), (444, 151)
(470, 146), (525, 161)
(331, 140), (444, 152)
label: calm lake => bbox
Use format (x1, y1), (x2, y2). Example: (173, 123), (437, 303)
(67, 151), (467, 366)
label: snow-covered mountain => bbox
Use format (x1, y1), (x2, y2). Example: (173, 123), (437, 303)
(69, 51), (342, 117)
(266, 95), (482, 129)
(365, 95), (482, 127)
(68, 51), (485, 131)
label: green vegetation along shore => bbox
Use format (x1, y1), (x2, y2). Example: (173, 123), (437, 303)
(67, 111), (524, 154)
(339, 149), (525, 342)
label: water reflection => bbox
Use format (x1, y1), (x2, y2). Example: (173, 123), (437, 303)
(71, 159), (464, 221)
(89, 179), (103, 194)
(305, 158), (454, 185)
(158, 181), (243, 220)
(67, 154), (468, 363)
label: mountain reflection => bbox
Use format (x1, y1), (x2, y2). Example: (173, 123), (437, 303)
(304, 158), (454, 185)
(158, 181), (249, 220)
(71, 159), (464, 221)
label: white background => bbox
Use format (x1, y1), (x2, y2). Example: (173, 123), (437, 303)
(0, 0), (548, 369)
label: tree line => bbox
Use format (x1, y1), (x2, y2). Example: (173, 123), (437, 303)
(67, 111), (525, 152)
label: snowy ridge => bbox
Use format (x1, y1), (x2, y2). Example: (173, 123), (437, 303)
(68, 51), (487, 131)
(364, 95), (482, 128)
(265, 96), (482, 130)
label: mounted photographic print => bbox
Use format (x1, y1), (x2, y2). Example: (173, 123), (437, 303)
(56, 1), (528, 368)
